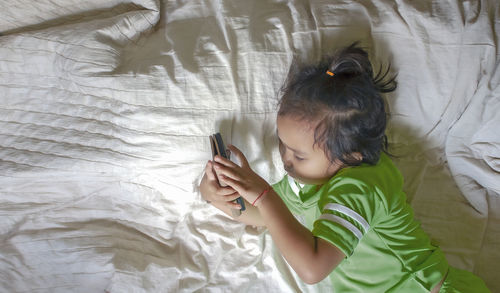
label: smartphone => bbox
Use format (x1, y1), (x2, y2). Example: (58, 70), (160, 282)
(209, 133), (246, 217)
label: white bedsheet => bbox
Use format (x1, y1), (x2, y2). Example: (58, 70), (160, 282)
(1, 0), (499, 292)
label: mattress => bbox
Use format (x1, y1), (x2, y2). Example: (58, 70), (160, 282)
(0, 0), (499, 292)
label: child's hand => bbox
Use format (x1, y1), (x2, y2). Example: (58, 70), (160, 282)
(213, 145), (271, 205)
(200, 160), (242, 209)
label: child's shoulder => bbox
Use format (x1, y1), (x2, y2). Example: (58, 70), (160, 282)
(319, 153), (405, 213)
(331, 153), (403, 192)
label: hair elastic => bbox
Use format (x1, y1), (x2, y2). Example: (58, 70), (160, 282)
(326, 70), (335, 76)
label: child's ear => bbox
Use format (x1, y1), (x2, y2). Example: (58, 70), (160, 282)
(343, 152), (363, 164)
(351, 152), (363, 162)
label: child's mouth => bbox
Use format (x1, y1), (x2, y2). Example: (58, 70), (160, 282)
(285, 169), (298, 180)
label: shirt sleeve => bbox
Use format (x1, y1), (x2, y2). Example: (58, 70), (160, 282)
(312, 177), (380, 257)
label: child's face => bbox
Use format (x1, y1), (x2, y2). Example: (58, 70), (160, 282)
(276, 115), (343, 185)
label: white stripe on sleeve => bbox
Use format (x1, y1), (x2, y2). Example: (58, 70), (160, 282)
(323, 203), (370, 233)
(318, 214), (364, 240)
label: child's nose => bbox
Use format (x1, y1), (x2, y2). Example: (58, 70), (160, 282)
(282, 149), (293, 164)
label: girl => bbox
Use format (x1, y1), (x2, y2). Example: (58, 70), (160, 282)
(199, 43), (490, 292)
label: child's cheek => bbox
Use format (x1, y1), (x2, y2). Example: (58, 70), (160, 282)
(278, 141), (285, 156)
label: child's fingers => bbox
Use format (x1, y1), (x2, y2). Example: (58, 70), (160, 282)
(213, 162), (240, 181)
(204, 161), (217, 181)
(226, 200), (242, 209)
(216, 186), (237, 196)
(227, 145), (249, 168)
(214, 154), (239, 168)
(218, 174), (244, 195)
(223, 192), (241, 202)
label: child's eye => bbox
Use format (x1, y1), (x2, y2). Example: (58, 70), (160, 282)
(294, 155), (304, 161)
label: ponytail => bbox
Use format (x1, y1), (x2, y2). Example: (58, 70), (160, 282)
(326, 42), (397, 93)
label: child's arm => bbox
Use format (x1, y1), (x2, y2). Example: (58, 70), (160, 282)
(200, 160), (265, 227)
(253, 188), (345, 283)
(214, 145), (345, 284)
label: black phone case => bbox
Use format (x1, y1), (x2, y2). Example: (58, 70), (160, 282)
(210, 133), (246, 214)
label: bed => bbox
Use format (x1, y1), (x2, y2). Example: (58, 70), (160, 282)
(1, 0), (499, 292)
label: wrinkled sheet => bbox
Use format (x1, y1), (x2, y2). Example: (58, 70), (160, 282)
(0, 0), (499, 292)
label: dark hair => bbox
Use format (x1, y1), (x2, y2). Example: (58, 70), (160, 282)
(278, 42), (397, 166)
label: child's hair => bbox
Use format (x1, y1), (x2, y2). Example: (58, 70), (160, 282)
(278, 42), (397, 166)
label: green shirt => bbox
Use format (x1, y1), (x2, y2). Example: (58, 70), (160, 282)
(272, 153), (449, 292)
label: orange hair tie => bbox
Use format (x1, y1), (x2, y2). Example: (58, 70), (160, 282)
(326, 70), (335, 76)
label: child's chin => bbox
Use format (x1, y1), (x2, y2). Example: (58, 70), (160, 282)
(291, 174), (328, 185)
(290, 174), (312, 185)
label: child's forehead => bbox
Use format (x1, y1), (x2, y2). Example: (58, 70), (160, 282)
(276, 115), (320, 146)
(276, 115), (331, 160)
(277, 114), (320, 133)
